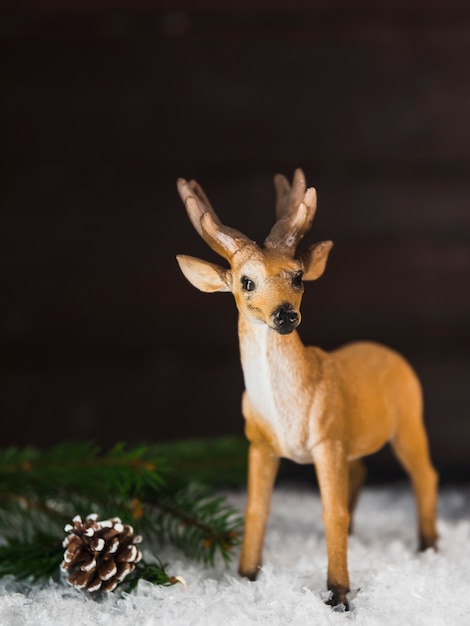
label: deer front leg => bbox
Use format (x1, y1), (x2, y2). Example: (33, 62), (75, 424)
(238, 441), (280, 580)
(314, 440), (351, 609)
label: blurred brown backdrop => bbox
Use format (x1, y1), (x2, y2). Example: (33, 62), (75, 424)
(1, 1), (469, 481)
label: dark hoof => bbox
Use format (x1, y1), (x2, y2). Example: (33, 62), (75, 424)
(419, 534), (438, 552)
(238, 567), (259, 582)
(326, 585), (350, 611)
(326, 598), (350, 612)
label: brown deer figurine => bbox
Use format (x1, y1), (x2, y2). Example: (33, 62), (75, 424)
(176, 169), (438, 609)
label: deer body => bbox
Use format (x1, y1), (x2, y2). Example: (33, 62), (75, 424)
(176, 170), (438, 609)
(240, 324), (415, 465)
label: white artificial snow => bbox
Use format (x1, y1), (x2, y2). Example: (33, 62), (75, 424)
(1, 485), (469, 626)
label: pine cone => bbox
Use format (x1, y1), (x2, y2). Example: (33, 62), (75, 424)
(61, 514), (142, 592)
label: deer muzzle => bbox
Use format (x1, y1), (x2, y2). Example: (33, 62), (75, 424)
(271, 304), (300, 335)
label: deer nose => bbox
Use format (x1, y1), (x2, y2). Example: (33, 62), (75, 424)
(271, 304), (299, 334)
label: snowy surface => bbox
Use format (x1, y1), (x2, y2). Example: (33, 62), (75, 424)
(1, 485), (470, 626)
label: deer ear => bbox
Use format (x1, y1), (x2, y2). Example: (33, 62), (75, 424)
(176, 255), (231, 293)
(299, 241), (333, 281)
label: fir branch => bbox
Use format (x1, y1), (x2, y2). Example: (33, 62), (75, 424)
(0, 492), (69, 536)
(151, 437), (249, 488)
(0, 442), (167, 502)
(148, 483), (242, 565)
(0, 442), (169, 533)
(123, 559), (179, 592)
(0, 533), (63, 582)
(0, 440), (245, 591)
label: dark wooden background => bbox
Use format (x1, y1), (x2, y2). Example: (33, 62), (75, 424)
(1, 1), (469, 481)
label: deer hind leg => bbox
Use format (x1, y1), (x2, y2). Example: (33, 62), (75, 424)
(348, 458), (367, 534)
(390, 413), (438, 551)
(238, 442), (280, 580)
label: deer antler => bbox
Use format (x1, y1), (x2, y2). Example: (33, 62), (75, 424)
(273, 168), (306, 220)
(264, 168), (317, 254)
(177, 178), (252, 260)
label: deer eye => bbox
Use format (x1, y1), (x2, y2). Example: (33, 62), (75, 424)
(241, 276), (256, 292)
(292, 271), (303, 288)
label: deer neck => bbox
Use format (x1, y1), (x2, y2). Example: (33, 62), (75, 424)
(238, 315), (312, 408)
(238, 316), (306, 368)
(238, 316), (323, 462)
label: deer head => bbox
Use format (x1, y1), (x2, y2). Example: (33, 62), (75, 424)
(176, 169), (333, 335)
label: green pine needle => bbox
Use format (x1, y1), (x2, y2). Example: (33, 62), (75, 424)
(123, 560), (179, 592)
(150, 483), (243, 566)
(0, 439), (246, 592)
(151, 437), (249, 488)
(0, 533), (63, 581)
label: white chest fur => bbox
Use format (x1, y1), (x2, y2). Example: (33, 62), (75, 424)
(239, 323), (324, 464)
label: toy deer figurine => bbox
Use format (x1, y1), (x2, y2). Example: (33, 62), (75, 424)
(176, 169), (438, 609)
